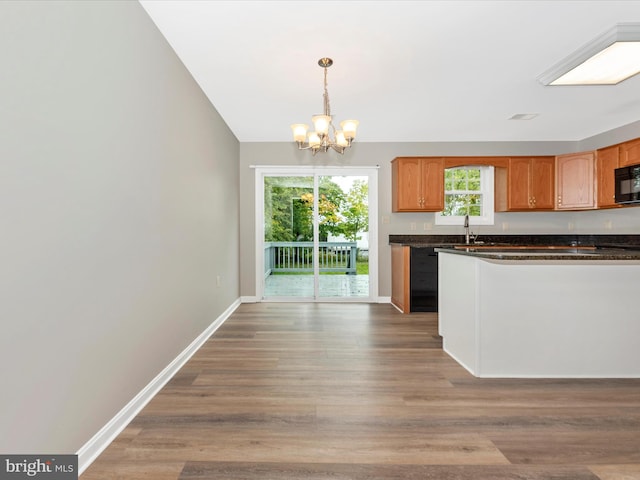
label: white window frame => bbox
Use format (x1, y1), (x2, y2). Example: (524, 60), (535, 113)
(435, 165), (495, 225)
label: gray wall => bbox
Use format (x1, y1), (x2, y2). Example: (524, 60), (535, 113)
(240, 137), (640, 299)
(0, 1), (239, 453)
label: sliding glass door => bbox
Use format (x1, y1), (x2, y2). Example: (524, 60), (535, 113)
(257, 167), (377, 302)
(316, 174), (369, 298)
(263, 175), (315, 298)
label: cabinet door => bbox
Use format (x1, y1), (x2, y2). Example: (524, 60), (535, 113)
(620, 138), (640, 167)
(420, 157), (445, 211)
(392, 158), (423, 211)
(529, 157), (555, 209)
(556, 152), (595, 210)
(597, 145), (619, 208)
(507, 158), (533, 210)
(390, 245), (410, 313)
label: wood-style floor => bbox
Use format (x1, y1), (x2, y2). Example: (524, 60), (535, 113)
(81, 303), (640, 480)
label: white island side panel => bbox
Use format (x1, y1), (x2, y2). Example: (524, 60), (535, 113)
(477, 261), (640, 377)
(438, 252), (480, 375)
(438, 251), (640, 378)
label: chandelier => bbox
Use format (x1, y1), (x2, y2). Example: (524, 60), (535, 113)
(290, 57), (359, 155)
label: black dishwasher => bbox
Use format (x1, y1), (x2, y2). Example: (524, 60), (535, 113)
(410, 247), (438, 312)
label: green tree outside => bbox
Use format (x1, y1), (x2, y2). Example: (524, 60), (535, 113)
(441, 167), (483, 216)
(339, 180), (369, 242)
(264, 176), (346, 242)
(263, 176), (369, 274)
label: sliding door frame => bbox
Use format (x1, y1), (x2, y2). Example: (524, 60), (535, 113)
(254, 165), (378, 302)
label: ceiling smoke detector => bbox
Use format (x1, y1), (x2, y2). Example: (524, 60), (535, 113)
(509, 113), (539, 120)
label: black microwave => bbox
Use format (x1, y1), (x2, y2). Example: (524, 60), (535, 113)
(615, 164), (640, 204)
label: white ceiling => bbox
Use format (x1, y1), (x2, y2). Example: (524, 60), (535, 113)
(139, 0), (640, 143)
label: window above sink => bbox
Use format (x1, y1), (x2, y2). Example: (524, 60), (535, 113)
(435, 165), (495, 226)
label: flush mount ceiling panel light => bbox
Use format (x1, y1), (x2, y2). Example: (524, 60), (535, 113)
(291, 57), (359, 155)
(538, 23), (640, 86)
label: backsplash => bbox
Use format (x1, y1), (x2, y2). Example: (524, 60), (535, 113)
(386, 206), (640, 237)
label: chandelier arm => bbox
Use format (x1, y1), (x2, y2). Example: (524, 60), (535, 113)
(330, 144), (345, 154)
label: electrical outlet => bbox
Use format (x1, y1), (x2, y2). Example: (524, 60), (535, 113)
(410, 222), (416, 231)
(216, 275), (221, 287)
(381, 215), (390, 224)
(423, 222), (432, 231)
(568, 222), (575, 231)
(502, 222), (509, 231)
(604, 220), (613, 230)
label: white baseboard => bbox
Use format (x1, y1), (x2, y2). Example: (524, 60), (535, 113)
(390, 302), (404, 313)
(377, 296), (391, 303)
(76, 298), (241, 475)
(240, 295), (259, 303)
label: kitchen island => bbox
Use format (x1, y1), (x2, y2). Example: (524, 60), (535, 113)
(436, 246), (640, 378)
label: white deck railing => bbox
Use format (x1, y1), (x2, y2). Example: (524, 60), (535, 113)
(264, 242), (357, 276)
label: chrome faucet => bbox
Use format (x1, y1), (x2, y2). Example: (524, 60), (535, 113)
(464, 214), (470, 244)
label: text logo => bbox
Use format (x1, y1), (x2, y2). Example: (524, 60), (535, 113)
(0, 455), (77, 480)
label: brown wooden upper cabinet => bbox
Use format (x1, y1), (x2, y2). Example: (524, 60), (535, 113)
(596, 145), (620, 208)
(555, 151), (596, 210)
(392, 157), (444, 212)
(620, 138), (640, 167)
(504, 157), (555, 211)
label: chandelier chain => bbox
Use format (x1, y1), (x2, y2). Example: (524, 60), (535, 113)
(323, 65), (331, 117)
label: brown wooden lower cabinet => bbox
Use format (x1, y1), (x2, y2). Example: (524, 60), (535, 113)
(391, 245), (410, 313)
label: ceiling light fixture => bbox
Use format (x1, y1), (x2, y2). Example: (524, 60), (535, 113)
(291, 57), (359, 155)
(538, 23), (640, 86)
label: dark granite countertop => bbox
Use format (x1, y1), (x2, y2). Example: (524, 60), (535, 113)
(389, 234), (640, 248)
(390, 234), (640, 260)
(434, 245), (640, 261)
